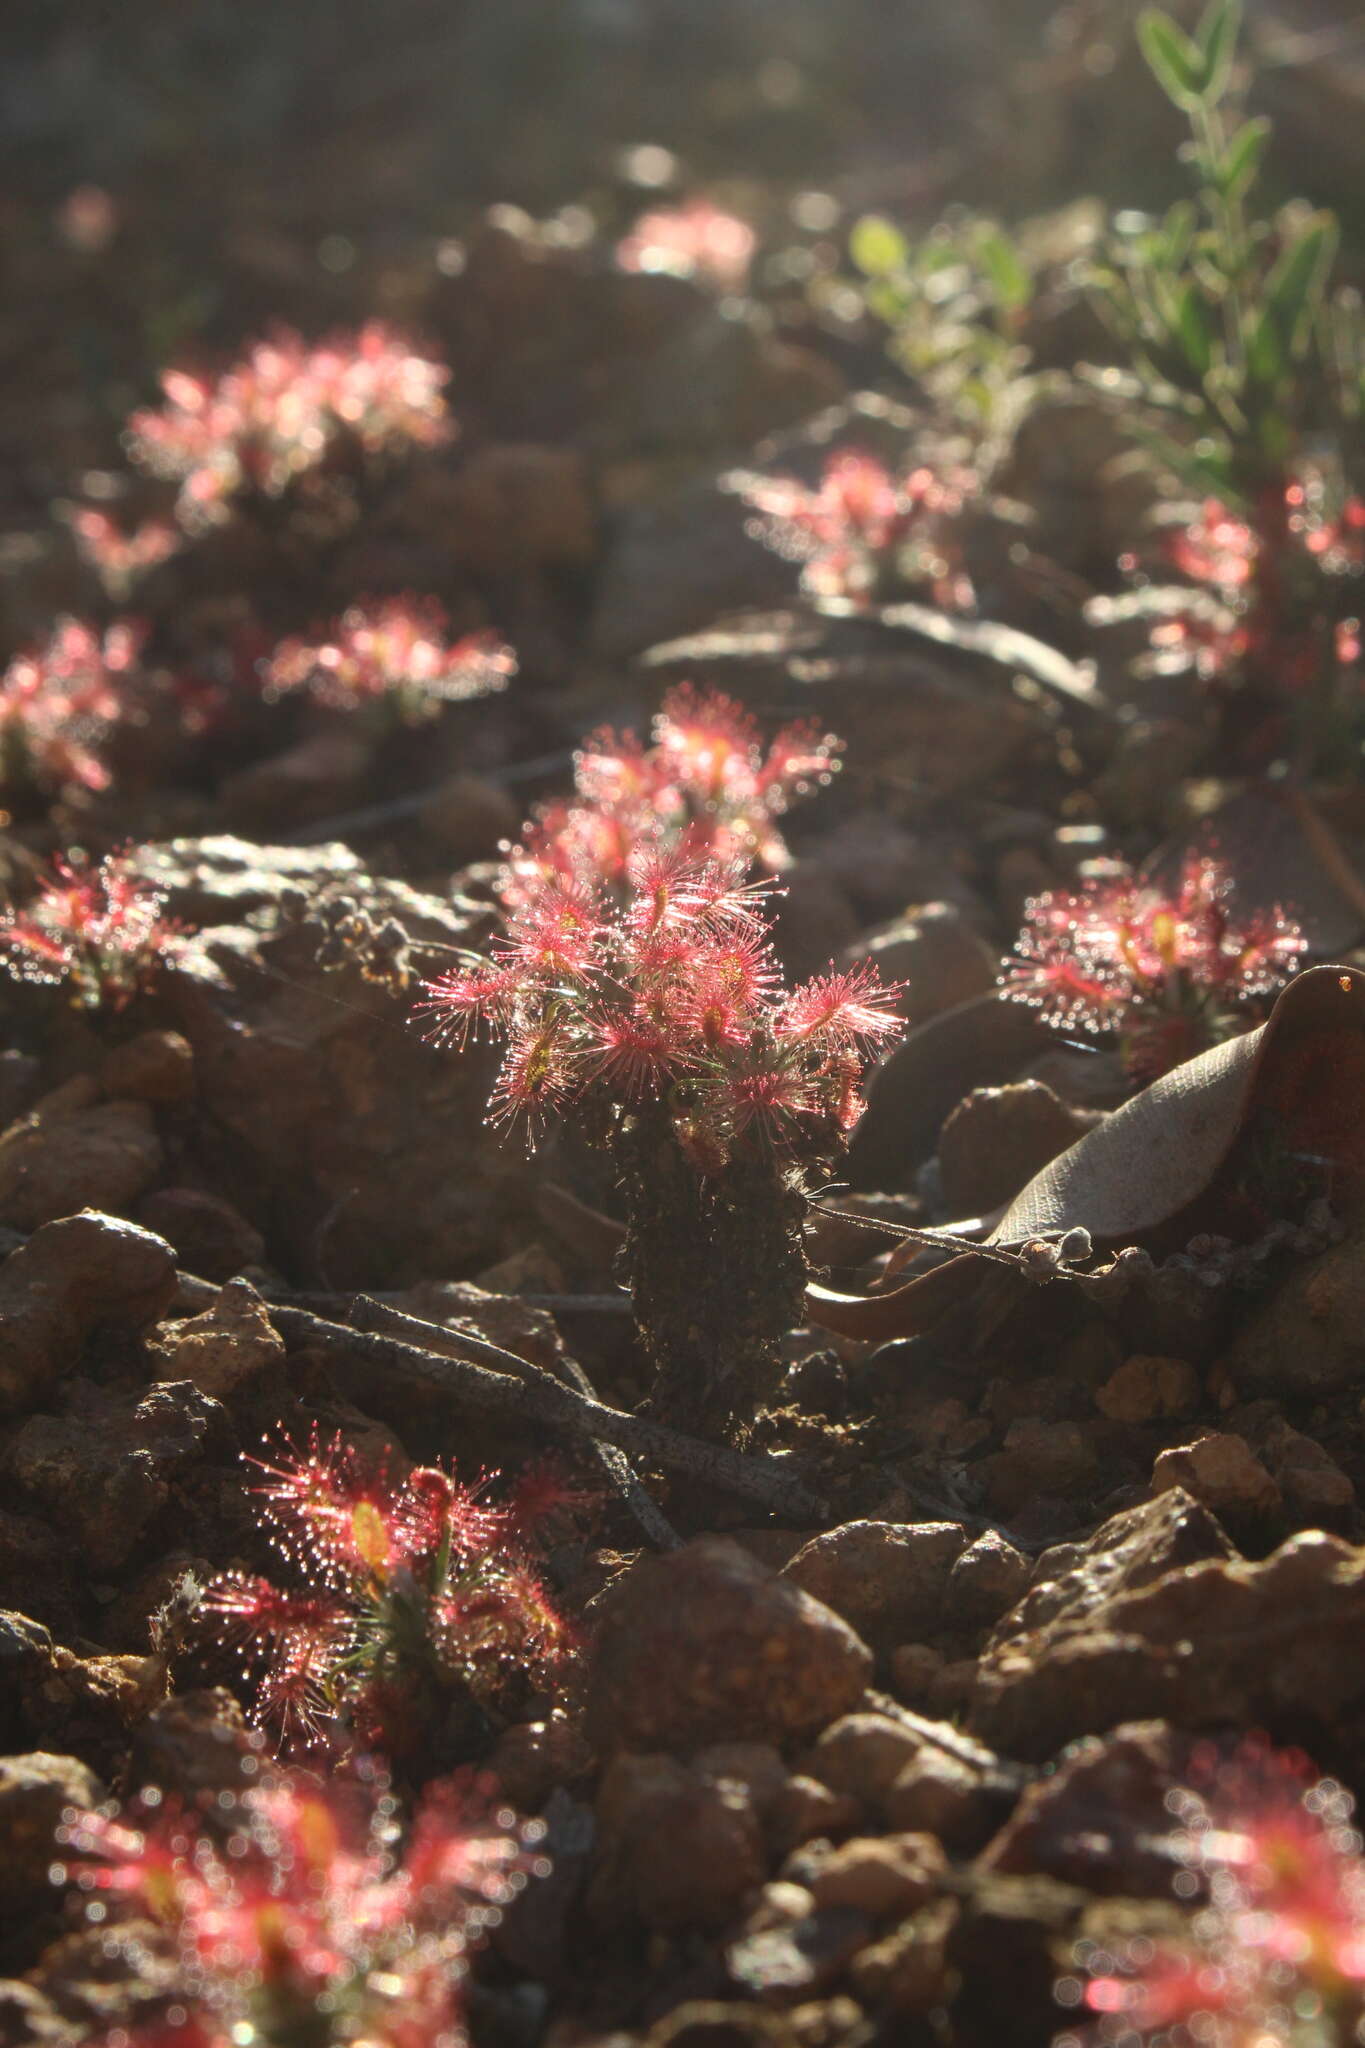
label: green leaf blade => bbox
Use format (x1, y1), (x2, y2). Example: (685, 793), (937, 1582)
(1177, 281), (1216, 378)
(1138, 8), (1208, 109)
(1217, 116), (1272, 197)
(974, 225), (1032, 316)
(1246, 214), (1339, 387)
(850, 215), (909, 279)
(1197, 0), (1243, 103)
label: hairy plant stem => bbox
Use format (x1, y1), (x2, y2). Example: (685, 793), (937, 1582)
(615, 1103), (808, 1445)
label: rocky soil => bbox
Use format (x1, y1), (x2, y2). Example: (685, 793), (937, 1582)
(3, 22), (1365, 2042)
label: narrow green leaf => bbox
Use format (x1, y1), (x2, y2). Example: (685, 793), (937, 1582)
(850, 215), (909, 279)
(1196, 0), (1242, 103)
(1190, 250), (1233, 302)
(1245, 312), (1284, 388)
(1128, 265), (1169, 347)
(1177, 281), (1215, 377)
(974, 225), (1032, 315)
(1159, 199), (1197, 271)
(1216, 116), (1272, 196)
(1266, 215), (1339, 339)
(1246, 214), (1339, 385)
(1150, 267), (1183, 338)
(1137, 9), (1207, 109)
(1128, 416), (1234, 497)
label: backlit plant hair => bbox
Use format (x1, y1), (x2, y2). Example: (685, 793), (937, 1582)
(1000, 853), (1306, 1082)
(202, 1428), (576, 1760)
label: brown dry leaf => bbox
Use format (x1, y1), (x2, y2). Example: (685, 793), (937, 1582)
(808, 965), (1365, 1341)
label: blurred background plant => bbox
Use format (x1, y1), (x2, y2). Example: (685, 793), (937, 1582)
(823, 0), (1364, 791)
(844, 211), (1037, 459)
(1055, 1736), (1365, 2048)
(56, 1766), (546, 2048)
(264, 599), (516, 726)
(1086, 1), (1365, 784)
(1095, 1), (1353, 494)
(0, 849), (178, 1011)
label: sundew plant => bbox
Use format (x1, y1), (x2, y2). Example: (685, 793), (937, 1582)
(58, 1767), (545, 2048)
(265, 598), (516, 724)
(1001, 854), (1306, 1082)
(0, 851), (179, 1012)
(503, 681), (844, 899)
(125, 322), (453, 530)
(421, 840), (902, 1441)
(0, 618), (144, 800)
(203, 1429), (574, 1760)
(1057, 1738), (1365, 2048)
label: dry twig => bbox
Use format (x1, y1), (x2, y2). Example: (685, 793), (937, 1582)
(174, 1268), (823, 1522)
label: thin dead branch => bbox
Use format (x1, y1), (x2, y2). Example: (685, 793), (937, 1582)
(174, 1267), (823, 1522)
